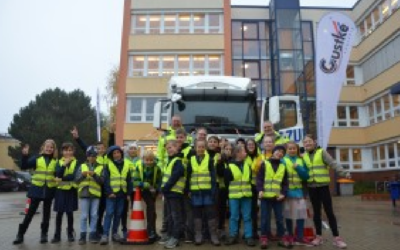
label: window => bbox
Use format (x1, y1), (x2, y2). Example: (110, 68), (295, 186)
(382, 0), (391, 20)
(178, 13), (191, 33)
(208, 14), (221, 33)
(244, 62), (259, 79)
(133, 15), (147, 34)
(334, 106), (359, 127)
(129, 54), (223, 77)
(243, 41), (260, 59)
(392, 95), (400, 116)
(382, 94), (391, 119)
(164, 14), (177, 33)
(147, 56), (160, 77)
(375, 98), (383, 122)
(193, 14), (205, 33)
(127, 97), (167, 123)
(148, 15), (161, 34)
(243, 23), (258, 39)
(132, 12), (223, 34)
(336, 148), (363, 170)
(368, 102), (375, 125)
(345, 66), (355, 86)
(132, 56), (145, 77)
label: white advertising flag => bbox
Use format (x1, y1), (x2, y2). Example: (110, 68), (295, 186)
(316, 12), (356, 149)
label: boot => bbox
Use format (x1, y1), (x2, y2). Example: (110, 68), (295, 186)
(51, 233), (61, 243)
(40, 223), (49, 244)
(67, 228), (75, 242)
(208, 219), (221, 246)
(194, 219), (203, 245)
(13, 224), (26, 245)
(78, 232), (87, 245)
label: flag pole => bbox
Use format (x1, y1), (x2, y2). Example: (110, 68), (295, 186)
(96, 88), (101, 141)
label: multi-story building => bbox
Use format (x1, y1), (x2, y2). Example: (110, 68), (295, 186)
(116, 0), (400, 180)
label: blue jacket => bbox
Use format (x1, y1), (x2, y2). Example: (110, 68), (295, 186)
(21, 154), (56, 199)
(285, 155), (309, 198)
(162, 154), (185, 198)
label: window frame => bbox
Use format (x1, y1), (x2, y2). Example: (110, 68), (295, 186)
(126, 96), (168, 123)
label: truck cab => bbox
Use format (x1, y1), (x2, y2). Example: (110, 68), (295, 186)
(153, 76), (304, 145)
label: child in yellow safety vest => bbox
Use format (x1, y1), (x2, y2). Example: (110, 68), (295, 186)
(13, 140), (58, 245)
(224, 145), (256, 247)
(76, 146), (104, 244)
(245, 138), (261, 239)
(302, 134), (350, 249)
(215, 142), (234, 239)
(132, 150), (162, 241)
(160, 140), (185, 249)
(257, 145), (288, 249)
(52, 142), (79, 243)
(281, 141), (312, 247)
(187, 140), (220, 246)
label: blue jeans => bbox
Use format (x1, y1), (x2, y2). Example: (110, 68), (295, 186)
(260, 199), (284, 237)
(80, 198), (100, 234)
(229, 198), (252, 239)
(103, 197), (125, 236)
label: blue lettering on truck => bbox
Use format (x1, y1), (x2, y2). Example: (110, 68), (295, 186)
(279, 128), (304, 143)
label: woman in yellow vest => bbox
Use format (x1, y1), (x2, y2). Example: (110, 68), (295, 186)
(281, 141), (312, 247)
(51, 142), (78, 243)
(132, 150), (162, 242)
(187, 140), (219, 246)
(245, 138), (261, 239)
(257, 145), (288, 249)
(76, 146), (104, 244)
(13, 140), (58, 245)
(215, 142), (234, 240)
(99, 146), (133, 245)
(224, 145), (256, 246)
(302, 135), (350, 249)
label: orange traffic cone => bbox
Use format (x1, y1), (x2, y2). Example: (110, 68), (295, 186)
(20, 198), (39, 215)
(121, 187), (152, 245)
(303, 208), (315, 240)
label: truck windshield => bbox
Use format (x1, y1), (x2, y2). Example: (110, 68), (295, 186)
(173, 100), (257, 135)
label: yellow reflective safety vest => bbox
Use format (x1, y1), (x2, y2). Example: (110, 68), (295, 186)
(245, 155), (258, 185)
(181, 146), (192, 167)
(190, 154), (212, 191)
(57, 158), (78, 190)
(263, 160), (286, 198)
(108, 159), (131, 193)
(255, 131), (289, 145)
(32, 156), (57, 188)
(303, 148), (330, 183)
(228, 162), (252, 199)
(96, 155), (108, 166)
(283, 157), (303, 190)
(78, 164), (104, 197)
(161, 157), (186, 194)
(135, 160), (158, 188)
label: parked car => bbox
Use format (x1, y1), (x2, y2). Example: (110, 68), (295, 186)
(15, 171), (32, 191)
(0, 168), (19, 192)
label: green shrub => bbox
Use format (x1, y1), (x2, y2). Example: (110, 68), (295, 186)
(353, 181), (378, 195)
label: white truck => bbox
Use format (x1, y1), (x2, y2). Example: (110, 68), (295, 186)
(153, 76), (305, 144)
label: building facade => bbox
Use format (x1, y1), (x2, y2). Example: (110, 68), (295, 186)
(116, 0), (400, 180)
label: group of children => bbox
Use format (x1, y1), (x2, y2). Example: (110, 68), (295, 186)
(12, 124), (349, 249)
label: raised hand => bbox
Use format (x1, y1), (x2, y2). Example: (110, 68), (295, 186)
(70, 126), (79, 139)
(21, 144), (30, 155)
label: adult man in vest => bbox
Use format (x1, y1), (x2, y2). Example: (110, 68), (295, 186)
(255, 121), (289, 150)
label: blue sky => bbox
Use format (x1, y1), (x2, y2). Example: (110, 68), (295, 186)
(0, 0), (357, 133)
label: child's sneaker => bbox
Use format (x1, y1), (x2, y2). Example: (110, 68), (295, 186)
(278, 235), (292, 249)
(99, 235), (108, 245)
(164, 237), (179, 249)
(333, 237), (347, 249)
(311, 235), (324, 246)
(158, 235), (170, 245)
(225, 236), (238, 245)
(294, 237), (313, 246)
(260, 236), (268, 249)
(246, 238), (256, 247)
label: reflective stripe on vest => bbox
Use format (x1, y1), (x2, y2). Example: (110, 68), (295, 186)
(135, 160), (158, 187)
(263, 161), (285, 198)
(108, 160), (130, 193)
(303, 148), (330, 183)
(57, 158), (78, 190)
(190, 154), (211, 191)
(32, 157), (57, 188)
(245, 155), (258, 185)
(161, 157), (186, 194)
(78, 164), (103, 197)
(283, 157), (303, 190)
(228, 162), (252, 199)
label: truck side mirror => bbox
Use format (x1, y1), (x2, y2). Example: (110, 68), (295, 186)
(269, 96), (281, 124)
(153, 101), (162, 129)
